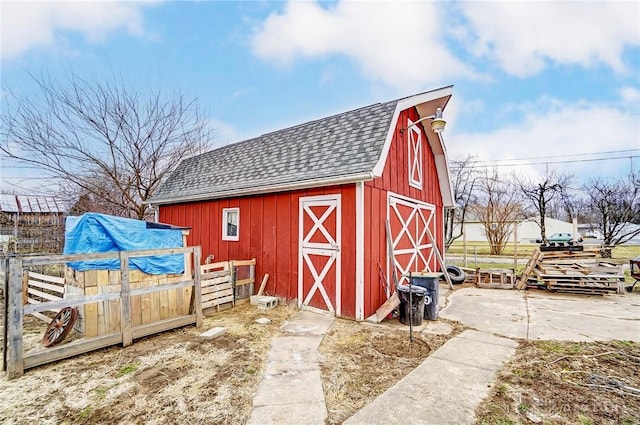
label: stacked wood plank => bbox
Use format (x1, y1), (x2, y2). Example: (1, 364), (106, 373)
(475, 268), (515, 289)
(517, 249), (625, 295)
(24, 271), (64, 324)
(201, 262), (234, 312)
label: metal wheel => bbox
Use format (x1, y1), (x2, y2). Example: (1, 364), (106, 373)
(42, 307), (78, 347)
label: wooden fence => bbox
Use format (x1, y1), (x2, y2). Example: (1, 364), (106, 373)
(24, 271), (64, 324)
(201, 261), (234, 312)
(1, 258), (7, 374)
(199, 258), (256, 313)
(3, 246), (203, 379)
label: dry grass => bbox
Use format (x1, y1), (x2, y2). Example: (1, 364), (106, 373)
(319, 318), (465, 424)
(475, 340), (640, 425)
(2, 303), (465, 425)
(0, 303), (297, 425)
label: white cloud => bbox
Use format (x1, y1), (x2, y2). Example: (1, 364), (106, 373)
(1, 1), (158, 60)
(204, 118), (239, 148)
(447, 97), (640, 181)
(250, 1), (480, 91)
(458, 2), (640, 77)
(619, 86), (640, 105)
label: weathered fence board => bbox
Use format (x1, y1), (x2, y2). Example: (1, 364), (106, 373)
(4, 246), (202, 379)
(201, 262), (234, 312)
(28, 272), (65, 285)
(1, 257), (8, 372)
(231, 258), (256, 301)
(7, 256), (24, 379)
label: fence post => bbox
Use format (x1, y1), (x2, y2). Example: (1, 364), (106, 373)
(193, 247), (202, 327)
(119, 251), (133, 347)
(463, 226), (468, 267)
(513, 222), (518, 270)
(2, 257), (8, 372)
(6, 256), (24, 379)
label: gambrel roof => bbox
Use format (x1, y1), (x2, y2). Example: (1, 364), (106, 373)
(150, 86), (454, 206)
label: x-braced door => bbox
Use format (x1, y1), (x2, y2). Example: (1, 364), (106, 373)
(298, 195), (341, 315)
(388, 194), (436, 285)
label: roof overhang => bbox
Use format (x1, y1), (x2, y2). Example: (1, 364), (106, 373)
(147, 171), (375, 206)
(372, 86), (455, 207)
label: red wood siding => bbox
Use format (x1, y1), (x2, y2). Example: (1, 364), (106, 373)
(159, 184), (358, 319)
(363, 106), (445, 318)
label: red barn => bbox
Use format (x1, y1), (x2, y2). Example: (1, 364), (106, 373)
(150, 86), (455, 321)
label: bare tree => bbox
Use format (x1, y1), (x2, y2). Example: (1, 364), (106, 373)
(515, 169), (572, 243)
(1, 72), (212, 220)
(583, 172), (640, 246)
(444, 155), (479, 249)
(470, 171), (523, 255)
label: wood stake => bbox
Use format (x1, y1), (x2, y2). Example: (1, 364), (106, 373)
(385, 220), (400, 288)
(257, 274), (269, 296)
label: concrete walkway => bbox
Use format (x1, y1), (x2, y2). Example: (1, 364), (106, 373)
(248, 288), (639, 424)
(441, 287), (640, 342)
(344, 330), (517, 425)
(247, 310), (334, 425)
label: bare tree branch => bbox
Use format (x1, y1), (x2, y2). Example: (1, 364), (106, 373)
(515, 169), (573, 243)
(470, 170), (524, 255)
(445, 155), (480, 250)
(1, 71), (212, 219)
(583, 172), (640, 246)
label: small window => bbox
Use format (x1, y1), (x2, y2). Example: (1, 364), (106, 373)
(222, 208), (239, 241)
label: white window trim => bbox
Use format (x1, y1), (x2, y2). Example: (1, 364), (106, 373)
(222, 207), (240, 241)
(407, 118), (423, 190)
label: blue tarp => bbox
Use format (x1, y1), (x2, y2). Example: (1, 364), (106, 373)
(63, 213), (185, 274)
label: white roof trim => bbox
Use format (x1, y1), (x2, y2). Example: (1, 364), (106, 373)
(434, 134), (455, 207)
(372, 86), (454, 207)
(372, 86), (453, 177)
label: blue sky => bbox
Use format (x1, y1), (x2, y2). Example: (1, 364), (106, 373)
(1, 0), (639, 194)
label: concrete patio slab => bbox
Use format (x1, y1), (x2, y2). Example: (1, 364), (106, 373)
(527, 292), (640, 341)
(439, 287), (529, 339)
(440, 286), (640, 342)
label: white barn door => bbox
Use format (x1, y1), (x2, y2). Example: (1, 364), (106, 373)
(388, 194), (436, 285)
(298, 195), (341, 315)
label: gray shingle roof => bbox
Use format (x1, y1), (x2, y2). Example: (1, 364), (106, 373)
(151, 99), (399, 204)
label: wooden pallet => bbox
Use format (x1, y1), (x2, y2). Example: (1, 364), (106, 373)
(545, 278), (622, 295)
(538, 250), (599, 260)
(516, 249), (543, 289)
(517, 249), (624, 295)
(476, 268), (514, 289)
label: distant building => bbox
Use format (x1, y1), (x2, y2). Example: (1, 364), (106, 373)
(0, 194), (65, 253)
(455, 217), (574, 243)
(577, 223), (604, 239)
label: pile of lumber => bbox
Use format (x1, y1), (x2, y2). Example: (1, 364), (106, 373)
(516, 249), (625, 295)
(475, 268), (515, 289)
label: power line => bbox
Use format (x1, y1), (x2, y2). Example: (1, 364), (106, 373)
(465, 149), (640, 165)
(467, 154), (639, 169)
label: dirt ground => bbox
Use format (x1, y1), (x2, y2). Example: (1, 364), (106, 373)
(475, 340), (640, 425)
(1, 303), (464, 425)
(2, 298), (639, 425)
(319, 318), (466, 424)
(1, 304), (297, 425)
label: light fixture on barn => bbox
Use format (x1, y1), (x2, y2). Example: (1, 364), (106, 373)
(400, 107), (446, 134)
